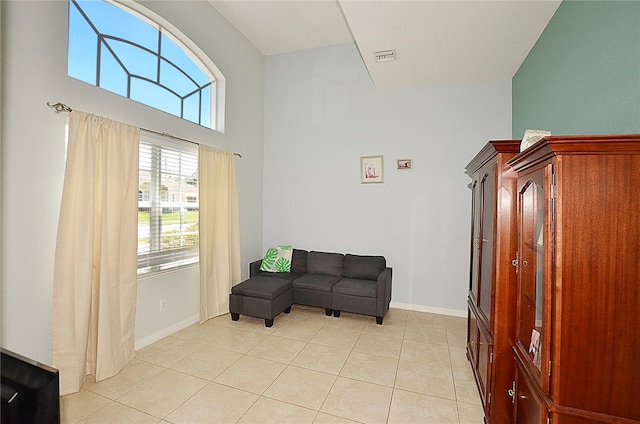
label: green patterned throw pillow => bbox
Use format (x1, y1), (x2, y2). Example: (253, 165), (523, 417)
(260, 246), (293, 273)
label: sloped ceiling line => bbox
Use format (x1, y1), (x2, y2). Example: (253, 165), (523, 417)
(209, 0), (561, 90)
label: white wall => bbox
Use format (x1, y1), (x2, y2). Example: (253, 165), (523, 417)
(0, 1), (265, 364)
(264, 43), (511, 314)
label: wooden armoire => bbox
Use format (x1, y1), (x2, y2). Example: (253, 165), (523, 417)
(466, 134), (640, 424)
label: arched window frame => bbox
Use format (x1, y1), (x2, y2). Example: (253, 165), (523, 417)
(68, 0), (226, 132)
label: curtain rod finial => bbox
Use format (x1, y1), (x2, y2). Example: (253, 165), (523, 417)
(47, 102), (73, 114)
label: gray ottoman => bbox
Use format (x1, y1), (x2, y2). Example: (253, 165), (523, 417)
(229, 276), (293, 327)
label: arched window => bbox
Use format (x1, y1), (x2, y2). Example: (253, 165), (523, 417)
(68, 0), (225, 131)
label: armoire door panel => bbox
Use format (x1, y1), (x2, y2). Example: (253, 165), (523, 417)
(515, 368), (548, 424)
(466, 140), (521, 423)
(478, 169), (495, 323)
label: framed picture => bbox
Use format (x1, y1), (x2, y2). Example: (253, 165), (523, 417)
(361, 155), (383, 184)
(397, 159), (412, 170)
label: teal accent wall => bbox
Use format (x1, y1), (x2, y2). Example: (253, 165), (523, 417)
(512, 1), (640, 139)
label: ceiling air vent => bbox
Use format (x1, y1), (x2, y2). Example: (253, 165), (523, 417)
(374, 49), (396, 63)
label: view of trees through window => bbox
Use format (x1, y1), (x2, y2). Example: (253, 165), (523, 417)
(137, 137), (199, 275)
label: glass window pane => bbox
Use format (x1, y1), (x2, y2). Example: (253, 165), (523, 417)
(183, 92), (200, 125)
(99, 47), (128, 97)
(131, 78), (180, 116)
(68, 2), (98, 84)
(107, 39), (158, 82)
(160, 60), (197, 97)
(76, 0), (158, 51)
(161, 33), (210, 86)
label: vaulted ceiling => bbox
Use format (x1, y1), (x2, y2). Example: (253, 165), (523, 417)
(209, 0), (561, 90)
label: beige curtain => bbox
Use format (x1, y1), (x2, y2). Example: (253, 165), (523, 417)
(198, 145), (241, 322)
(52, 111), (139, 395)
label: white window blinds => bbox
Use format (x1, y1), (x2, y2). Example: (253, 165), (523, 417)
(138, 134), (199, 276)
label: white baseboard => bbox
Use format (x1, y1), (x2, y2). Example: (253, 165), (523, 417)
(134, 304), (465, 351)
(134, 314), (200, 351)
(390, 301), (466, 318)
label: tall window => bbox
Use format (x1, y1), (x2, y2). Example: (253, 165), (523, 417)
(68, 0), (225, 131)
(138, 135), (199, 275)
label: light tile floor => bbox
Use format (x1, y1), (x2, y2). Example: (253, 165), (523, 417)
(61, 307), (485, 424)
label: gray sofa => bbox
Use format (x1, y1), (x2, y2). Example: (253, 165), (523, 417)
(229, 249), (392, 327)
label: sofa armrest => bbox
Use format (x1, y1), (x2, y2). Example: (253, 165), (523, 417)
(249, 259), (263, 277)
(376, 267), (393, 316)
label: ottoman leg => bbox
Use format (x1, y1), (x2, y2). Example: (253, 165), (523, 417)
(264, 318), (274, 328)
(333, 310), (341, 318)
(325, 308), (333, 316)
(231, 313), (240, 321)
(284, 307), (291, 314)
(376, 316), (383, 325)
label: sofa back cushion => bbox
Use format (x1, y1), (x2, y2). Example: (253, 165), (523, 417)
(291, 249), (308, 274)
(307, 251), (344, 277)
(343, 254), (386, 280)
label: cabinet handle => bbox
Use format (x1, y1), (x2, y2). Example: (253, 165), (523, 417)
(522, 260), (529, 267)
(473, 238), (488, 248)
(509, 381), (516, 404)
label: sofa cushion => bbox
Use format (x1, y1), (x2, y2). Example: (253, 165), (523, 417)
(332, 278), (377, 298)
(231, 276), (292, 300)
(307, 251), (344, 277)
(342, 254), (386, 280)
(260, 245), (293, 273)
(256, 272), (304, 282)
(292, 274), (341, 292)
(290, 249), (308, 274)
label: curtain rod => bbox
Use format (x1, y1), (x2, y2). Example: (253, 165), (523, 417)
(46, 101), (242, 158)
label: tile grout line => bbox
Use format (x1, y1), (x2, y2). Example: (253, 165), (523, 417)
(238, 307), (337, 423)
(64, 309), (481, 424)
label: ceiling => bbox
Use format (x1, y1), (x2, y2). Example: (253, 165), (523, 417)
(209, 0), (561, 90)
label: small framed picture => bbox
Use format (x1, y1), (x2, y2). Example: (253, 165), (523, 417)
(397, 159), (412, 170)
(360, 155), (383, 184)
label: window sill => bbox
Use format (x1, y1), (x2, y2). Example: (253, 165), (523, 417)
(137, 261), (199, 280)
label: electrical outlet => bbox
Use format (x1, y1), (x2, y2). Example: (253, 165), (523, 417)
(160, 299), (166, 311)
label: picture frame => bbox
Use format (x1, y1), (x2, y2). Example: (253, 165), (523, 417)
(360, 155), (383, 184)
(397, 159), (412, 170)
